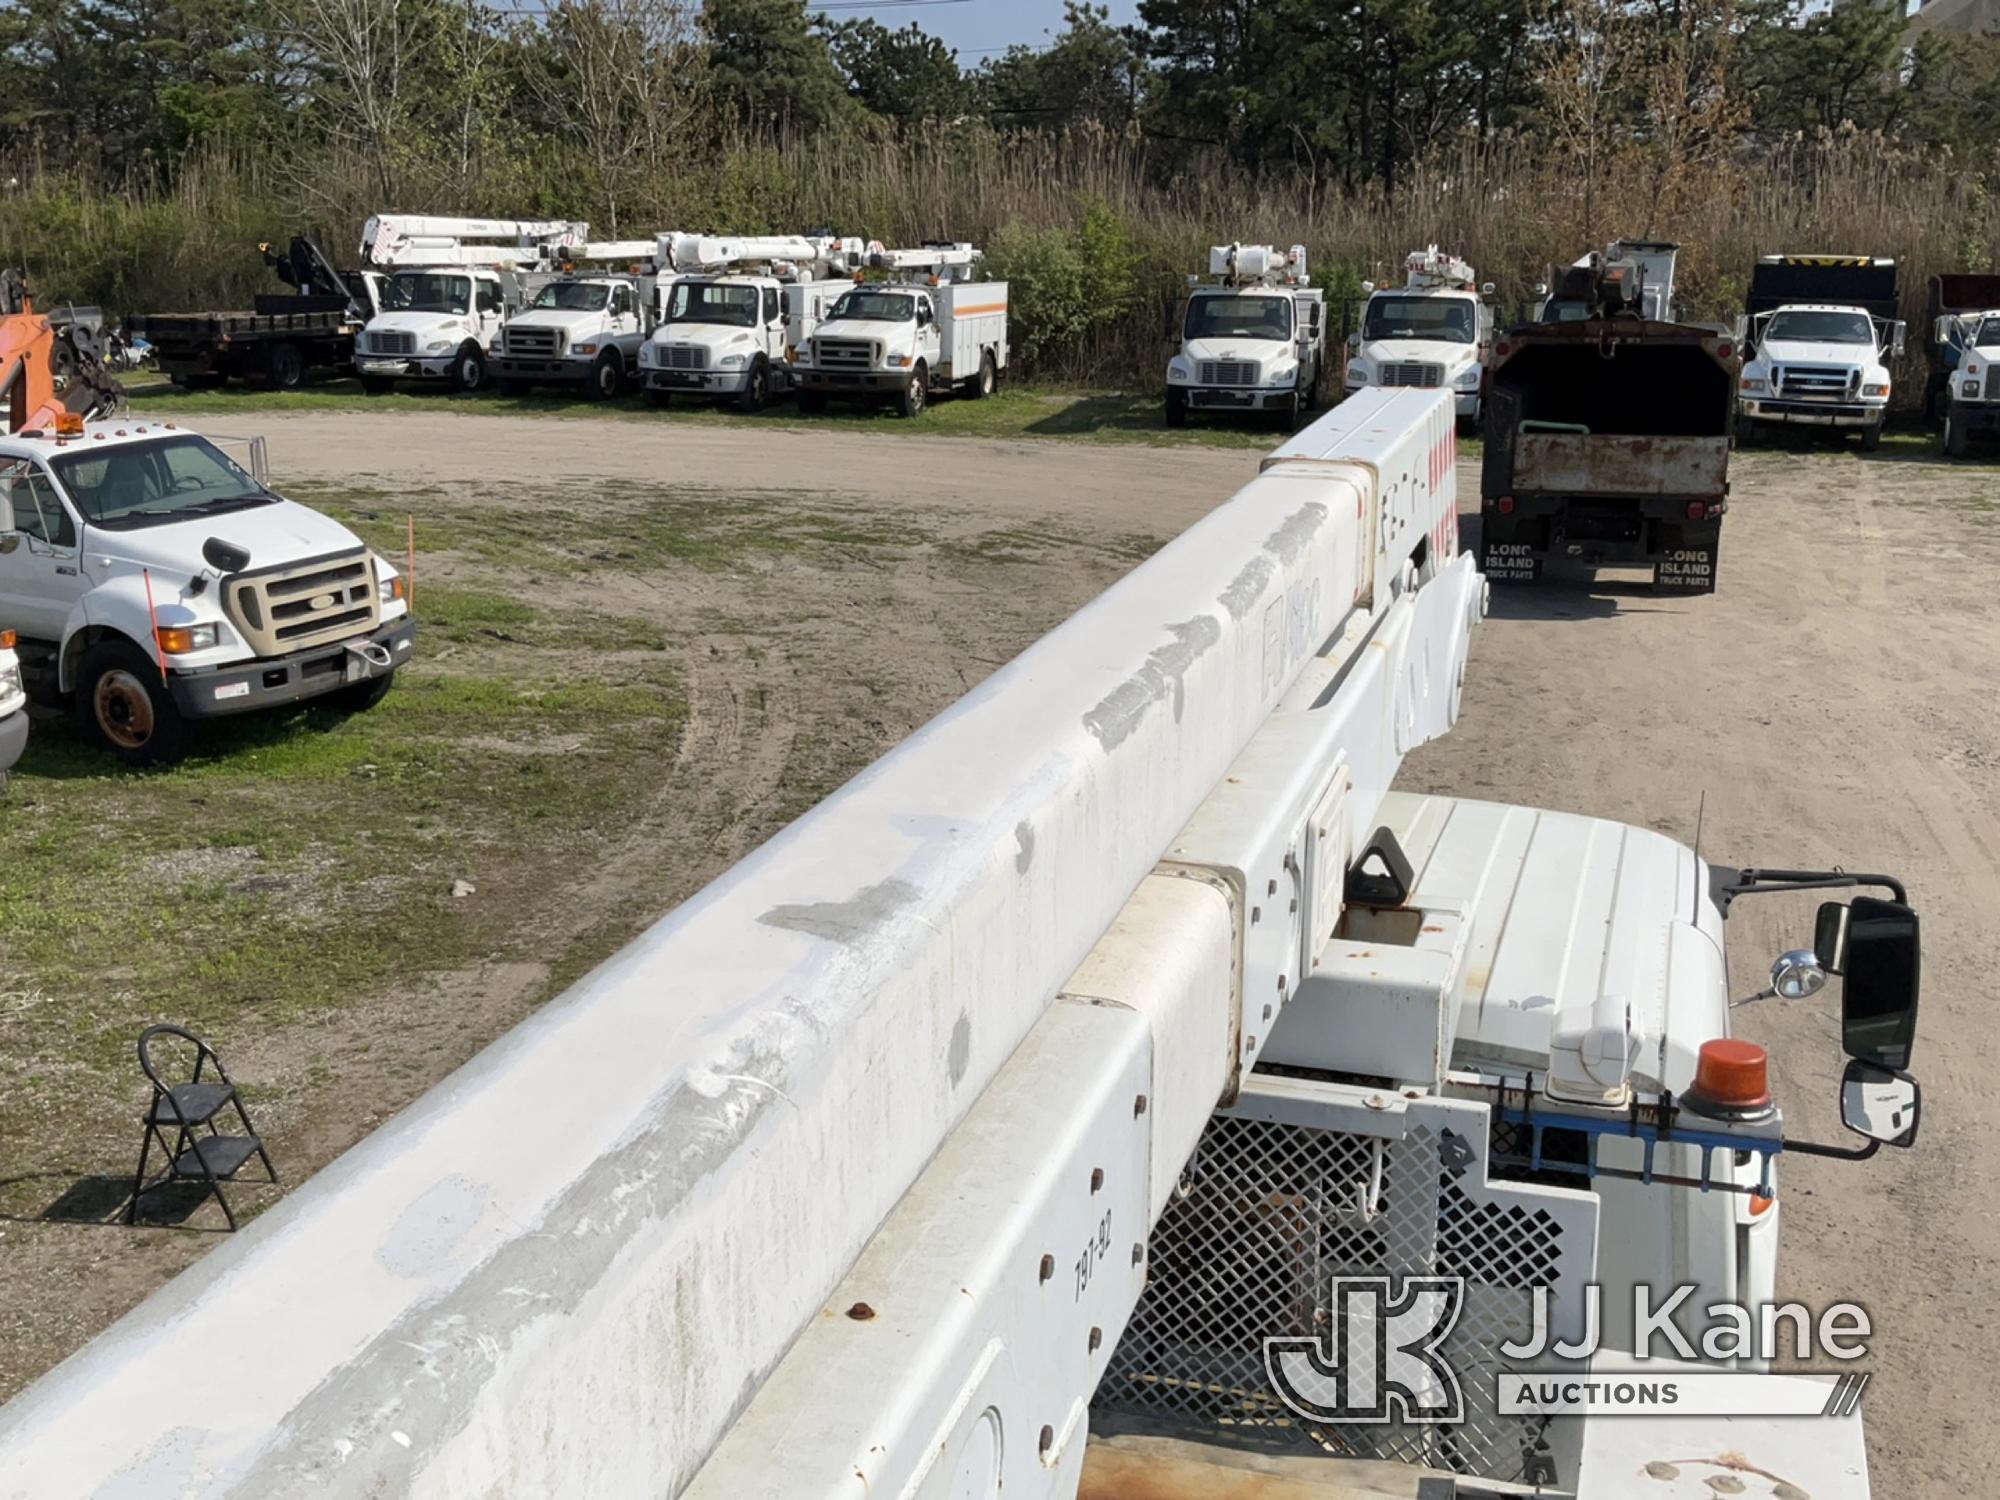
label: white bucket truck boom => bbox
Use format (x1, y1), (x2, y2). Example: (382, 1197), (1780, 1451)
(489, 239), (664, 401)
(791, 242), (1008, 418)
(0, 395), (1925, 1496)
(1736, 255), (1904, 452)
(1936, 306), (2000, 457)
(1165, 242), (1326, 428)
(352, 215), (590, 393)
(639, 234), (865, 412)
(1346, 244), (1495, 429)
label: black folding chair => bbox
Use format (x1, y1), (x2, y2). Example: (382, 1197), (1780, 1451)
(126, 1025), (277, 1231)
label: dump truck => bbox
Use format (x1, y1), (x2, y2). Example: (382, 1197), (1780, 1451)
(1482, 244), (1738, 592)
(1923, 271), (2000, 426)
(130, 237), (386, 391)
(1736, 255), (1903, 451)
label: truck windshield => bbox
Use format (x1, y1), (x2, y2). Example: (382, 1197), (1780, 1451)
(666, 283), (758, 327)
(384, 272), (471, 315)
(1765, 310), (1873, 344)
(828, 290), (914, 322)
(1973, 317), (2000, 347)
(533, 282), (612, 311)
(1185, 295), (1291, 341)
(1364, 296), (1475, 344)
(50, 435), (274, 531)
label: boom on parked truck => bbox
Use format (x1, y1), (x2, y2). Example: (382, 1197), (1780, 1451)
(1164, 242), (1326, 428)
(1735, 255), (1903, 451)
(1345, 245), (1494, 428)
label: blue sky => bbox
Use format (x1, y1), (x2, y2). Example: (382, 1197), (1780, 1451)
(809, 0), (1144, 61)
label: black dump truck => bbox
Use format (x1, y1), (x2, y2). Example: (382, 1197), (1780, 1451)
(132, 237), (385, 390)
(1481, 246), (1739, 594)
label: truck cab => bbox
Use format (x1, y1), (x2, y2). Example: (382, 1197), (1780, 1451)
(1345, 246), (1494, 428)
(490, 274), (652, 400)
(354, 266), (513, 393)
(1164, 243), (1326, 428)
(0, 509), (25, 787)
(0, 419), (412, 764)
(1736, 256), (1904, 451)
(1937, 308), (2000, 458)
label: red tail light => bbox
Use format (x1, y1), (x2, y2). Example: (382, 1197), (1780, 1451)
(1495, 340), (1511, 360)
(1497, 496), (1516, 515)
(1716, 341), (1733, 360)
(1686, 502), (1706, 521)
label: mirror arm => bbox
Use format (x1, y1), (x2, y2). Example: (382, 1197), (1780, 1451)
(1711, 866), (1908, 917)
(1780, 1135), (1881, 1162)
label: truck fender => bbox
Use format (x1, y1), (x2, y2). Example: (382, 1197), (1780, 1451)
(59, 575), (195, 693)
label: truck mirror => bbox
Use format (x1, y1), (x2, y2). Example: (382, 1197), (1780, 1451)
(1770, 949), (1826, 1000)
(1935, 315), (1956, 347)
(1346, 331), (1361, 352)
(203, 537), (252, 574)
(1834, 895), (1920, 1070)
(1891, 321), (1907, 358)
(1480, 281), (1496, 297)
(0, 492), (14, 537)
(1840, 1059), (1920, 1147)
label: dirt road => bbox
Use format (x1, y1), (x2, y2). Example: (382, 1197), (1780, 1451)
(12, 410), (1994, 1494)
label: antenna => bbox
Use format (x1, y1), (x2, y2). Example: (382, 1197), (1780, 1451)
(1691, 790), (1706, 913)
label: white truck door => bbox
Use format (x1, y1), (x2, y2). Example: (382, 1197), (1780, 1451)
(916, 295), (942, 374)
(761, 284), (784, 362)
(474, 277), (506, 346)
(0, 462), (83, 641)
(609, 282), (637, 354)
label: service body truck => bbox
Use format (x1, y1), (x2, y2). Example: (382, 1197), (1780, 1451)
(639, 235), (863, 411)
(0, 419), (412, 764)
(791, 244), (1007, 418)
(1736, 255), (1904, 451)
(1937, 307), (2000, 457)
(1921, 271), (2000, 425)
(1482, 245), (1738, 593)
(352, 216), (588, 394)
(1345, 245), (1495, 427)
(1164, 242), (1326, 427)
(489, 241), (659, 400)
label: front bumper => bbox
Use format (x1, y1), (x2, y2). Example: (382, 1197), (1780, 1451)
(645, 368), (751, 395)
(491, 355), (592, 383)
(355, 356), (454, 381)
(1949, 400), (2000, 435)
(168, 618), (416, 718)
(1183, 385), (1296, 411)
(797, 369), (908, 394)
(0, 708), (26, 775)
(1741, 398), (1882, 427)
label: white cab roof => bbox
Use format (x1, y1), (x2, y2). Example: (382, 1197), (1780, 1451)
(0, 418), (196, 461)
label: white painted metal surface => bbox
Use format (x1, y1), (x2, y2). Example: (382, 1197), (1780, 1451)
(0, 390), (1460, 1500)
(358, 214), (590, 268)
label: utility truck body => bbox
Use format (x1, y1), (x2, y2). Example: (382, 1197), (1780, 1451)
(132, 237), (386, 392)
(791, 244), (1008, 417)
(0, 421), (411, 764)
(489, 242), (660, 400)
(1345, 245), (1494, 427)
(1164, 242), (1326, 427)
(352, 216), (589, 393)
(639, 235), (864, 411)
(1484, 244), (1738, 592)
(1937, 307), (2000, 456)
(0, 391), (1923, 1499)
(1736, 256), (1903, 450)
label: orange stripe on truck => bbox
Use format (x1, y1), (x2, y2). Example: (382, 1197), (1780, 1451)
(953, 303), (1008, 318)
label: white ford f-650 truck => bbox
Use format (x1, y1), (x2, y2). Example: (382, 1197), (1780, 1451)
(488, 241), (660, 400)
(1345, 245), (1495, 428)
(0, 418), (412, 764)
(640, 234), (864, 412)
(791, 244), (1008, 418)
(0, 618), (24, 787)
(1165, 242), (1326, 428)
(1736, 255), (1904, 452)
(1937, 306), (2000, 457)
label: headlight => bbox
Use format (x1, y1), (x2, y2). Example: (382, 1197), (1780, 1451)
(719, 354), (746, 368)
(379, 574), (405, 604)
(1454, 366), (1481, 390)
(425, 339), (452, 354)
(1347, 363), (1369, 385)
(156, 623), (219, 654)
(1739, 378), (1767, 393)
(1265, 364), (1297, 387)
(0, 663), (20, 697)
(888, 354), (912, 368)
(574, 342), (598, 356)
(1167, 362), (1188, 384)
(1862, 382), (1889, 398)
(639, 344), (656, 367)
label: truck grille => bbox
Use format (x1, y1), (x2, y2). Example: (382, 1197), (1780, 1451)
(1988, 367), (1999, 402)
(814, 338), (875, 371)
(659, 343), (708, 371)
(503, 326), (563, 359)
(365, 331), (414, 357)
(224, 550), (381, 659)
(1199, 360), (1260, 387)
(1775, 364), (1856, 400)
(1379, 361), (1445, 388)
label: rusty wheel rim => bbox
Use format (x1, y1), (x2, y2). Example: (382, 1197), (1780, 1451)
(94, 668), (155, 750)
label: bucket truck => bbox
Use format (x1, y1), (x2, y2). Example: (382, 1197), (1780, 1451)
(0, 389), (1925, 1500)
(639, 234), (866, 412)
(1164, 242), (1326, 429)
(0, 271), (411, 766)
(132, 236), (387, 392)
(351, 215), (589, 393)
(1484, 243), (1739, 592)
(489, 239), (661, 400)
(1345, 246), (1495, 429)
(791, 243), (1008, 418)
(1735, 255), (1904, 452)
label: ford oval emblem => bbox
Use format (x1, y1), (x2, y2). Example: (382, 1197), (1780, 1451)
(310, 592), (335, 610)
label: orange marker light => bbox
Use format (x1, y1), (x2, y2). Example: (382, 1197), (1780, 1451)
(1686, 1038), (1773, 1117)
(0, 629), (15, 649)
(54, 412), (83, 435)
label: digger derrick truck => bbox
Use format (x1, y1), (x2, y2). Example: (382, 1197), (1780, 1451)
(0, 390), (1925, 1498)
(1164, 242), (1326, 428)
(1483, 245), (1739, 593)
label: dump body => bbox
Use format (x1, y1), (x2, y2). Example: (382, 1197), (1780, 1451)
(1924, 273), (2000, 422)
(1481, 318), (1736, 592)
(1737, 257), (1901, 447)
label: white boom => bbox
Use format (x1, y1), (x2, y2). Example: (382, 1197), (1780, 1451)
(0, 390), (1474, 1499)
(359, 214), (591, 268)
(868, 241), (980, 281)
(1206, 241), (1310, 287)
(1406, 243), (1477, 288)
(665, 233), (867, 281)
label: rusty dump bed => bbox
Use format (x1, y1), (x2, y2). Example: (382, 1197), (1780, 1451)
(1482, 320), (1734, 500)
